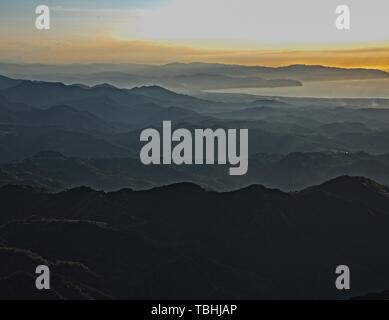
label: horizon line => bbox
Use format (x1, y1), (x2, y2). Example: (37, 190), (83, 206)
(0, 61), (388, 73)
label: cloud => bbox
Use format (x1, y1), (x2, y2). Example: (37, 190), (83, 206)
(127, 0), (389, 45)
(1, 36), (389, 71)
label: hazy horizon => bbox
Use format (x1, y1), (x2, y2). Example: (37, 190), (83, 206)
(0, 61), (388, 74)
(1, 0), (389, 69)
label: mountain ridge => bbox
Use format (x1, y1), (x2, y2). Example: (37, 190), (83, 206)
(2, 174), (389, 299)
(0, 174), (383, 197)
(1, 63), (388, 91)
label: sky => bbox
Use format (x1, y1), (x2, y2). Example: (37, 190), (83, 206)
(1, 0), (389, 69)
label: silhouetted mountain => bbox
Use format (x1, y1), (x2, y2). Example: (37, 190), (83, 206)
(5, 150), (389, 192)
(0, 78), (221, 112)
(1, 176), (389, 299)
(0, 75), (22, 90)
(267, 64), (389, 81)
(3, 75), (389, 164)
(129, 85), (222, 111)
(150, 62), (389, 81)
(1, 64), (389, 301)
(0, 151), (186, 191)
(2, 63), (387, 91)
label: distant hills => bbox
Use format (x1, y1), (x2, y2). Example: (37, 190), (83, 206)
(2, 70), (389, 299)
(2, 176), (389, 299)
(0, 78), (216, 111)
(3, 150), (389, 192)
(2, 74), (389, 165)
(1, 62), (388, 91)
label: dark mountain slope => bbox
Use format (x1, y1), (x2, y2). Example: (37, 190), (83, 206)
(0, 124), (130, 162)
(5, 151), (389, 193)
(0, 78), (221, 112)
(13, 105), (118, 134)
(1, 177), (389, 299)
(0, 75), (22, 90)
(301, 175), (389, 214)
